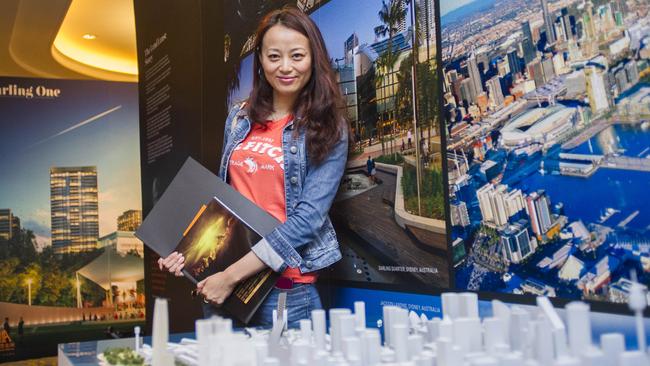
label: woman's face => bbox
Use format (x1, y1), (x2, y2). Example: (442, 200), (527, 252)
(260, 24), (312, 101)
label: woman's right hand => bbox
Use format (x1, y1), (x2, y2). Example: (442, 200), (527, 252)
(157, 252), (185, 277)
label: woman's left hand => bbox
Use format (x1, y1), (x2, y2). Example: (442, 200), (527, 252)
(196, 271), (239, 305)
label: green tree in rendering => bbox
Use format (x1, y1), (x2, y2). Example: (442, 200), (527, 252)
(0, 228), (107, 306)
(0, 257), (20, 301)
(37, 269), (72, 306)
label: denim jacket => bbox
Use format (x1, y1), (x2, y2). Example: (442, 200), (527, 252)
(218, 103), (347, 274)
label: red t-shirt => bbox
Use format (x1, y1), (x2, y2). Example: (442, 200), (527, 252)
(228, 115), (317, 284)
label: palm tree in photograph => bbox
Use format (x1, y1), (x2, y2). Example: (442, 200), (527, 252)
(375, 0), (407, 156)
(395, 53), (438, 144)
(396, 55), (439, 147)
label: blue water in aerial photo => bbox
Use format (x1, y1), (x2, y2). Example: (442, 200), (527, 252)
(516, 125), (650, 231)
(570, 124), (650, 157)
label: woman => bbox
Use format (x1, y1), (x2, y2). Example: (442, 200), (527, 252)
(159, 6), (348, 328)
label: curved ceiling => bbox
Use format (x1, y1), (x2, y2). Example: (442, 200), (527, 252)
(1, 0), (138, 81)
(53, 0), (138, 77)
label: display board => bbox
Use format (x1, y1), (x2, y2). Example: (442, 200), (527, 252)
(223, 0), (450, 292)
(133, 0), (649, 334)
(441, 0), (650, 311)
(133, 0), (226, 333)
(0, 77), (144, 361)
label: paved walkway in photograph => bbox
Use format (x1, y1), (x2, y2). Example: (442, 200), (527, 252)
(331, 168), (449, 287)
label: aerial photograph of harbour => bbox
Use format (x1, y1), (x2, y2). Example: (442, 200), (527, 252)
(441, 0), (650, 303)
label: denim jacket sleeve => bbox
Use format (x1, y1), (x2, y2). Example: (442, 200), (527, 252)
(251, 127), (348, 272)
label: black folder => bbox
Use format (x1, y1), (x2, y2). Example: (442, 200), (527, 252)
(135, 157), (280, 324)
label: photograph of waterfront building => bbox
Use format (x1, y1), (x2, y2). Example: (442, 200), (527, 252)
(225, 0), (449, 288)
(0, 77), (144, 360)
(441, 0), (650, 303)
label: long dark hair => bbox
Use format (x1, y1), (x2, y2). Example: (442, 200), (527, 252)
(248, 6), (347, 164)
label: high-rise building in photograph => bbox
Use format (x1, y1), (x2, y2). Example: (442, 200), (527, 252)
(540, 0), (556, 45)
(459, 78), (474, 105)
(504, 188), (526, 217)
(497, 58), (510, 77)
(417, 0), (436, 49)
(583, 1), (596, 40)
(541, 54), (556, 81)
(561, 7), (572, 40)
(395, 0), (407, 34)
(507, 48), (521, 76)
(486, 76), (505, 108)
(344, 33), (359, 65)
(467, 53), (483, 102)
(0, 209), (13, 240)
(11, 215), (20, 237)
(554, 19), (566, 43)
(535, 191), (553, 233)
(525, 190), (553, 239)
(552, 53), (566, 75)
(117, 209), (142, 232)
(50, 166), (99, 254)
(450, 201), (470, 227)
(500, 220), (535, 264)
(624, 61), (640, 86)
(521, 21), (537, 64)
(477, 184), (509, 227)
(528, 59), (546, 88)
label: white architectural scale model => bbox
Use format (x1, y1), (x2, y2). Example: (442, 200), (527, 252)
(140, 280), (649, 366)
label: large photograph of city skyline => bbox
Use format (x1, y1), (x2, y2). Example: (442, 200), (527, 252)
(0, 77), (145, 360)
(224, 0), (450, 289)
(442, 0), (650, 305)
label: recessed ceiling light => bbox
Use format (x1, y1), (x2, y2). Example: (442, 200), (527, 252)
(82, 34), (96, 40)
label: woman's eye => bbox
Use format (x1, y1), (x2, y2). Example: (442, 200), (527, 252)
(292, 54), (304, 60)
(268, 54), (280, 60)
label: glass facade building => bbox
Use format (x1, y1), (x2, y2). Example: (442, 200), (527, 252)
(50, 166), (99, 254)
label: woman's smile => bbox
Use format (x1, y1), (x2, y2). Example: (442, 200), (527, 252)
(277, 76), (297, 84)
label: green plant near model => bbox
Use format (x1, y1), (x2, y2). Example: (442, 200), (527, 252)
(102, 347), (144, 366)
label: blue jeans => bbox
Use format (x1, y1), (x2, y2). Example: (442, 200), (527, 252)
(250, 283), (322, 329)
(202, 283), (322, 329)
